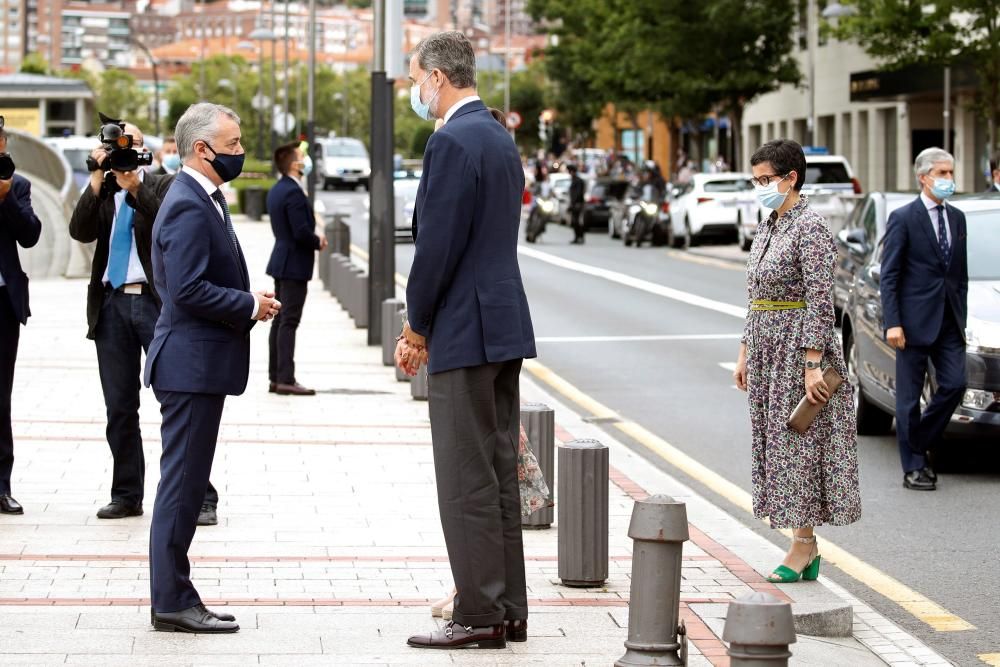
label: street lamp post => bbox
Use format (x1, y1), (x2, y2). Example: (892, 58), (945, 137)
(249, 23), (277, 160)
(131, 37), (159, 136)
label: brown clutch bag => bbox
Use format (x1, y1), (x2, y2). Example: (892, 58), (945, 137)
(787, 367), (844, 434)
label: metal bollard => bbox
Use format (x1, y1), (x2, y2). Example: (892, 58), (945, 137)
(381, 298), (404, 366)
(519, 403), (555, 528)
(615, 495), (690, 667)
(410, 364), (428, 400)
(395, 308), (410, 382)
(723, 592), (796, 666)
(318, 223), (332, 289)
(330, 214), (351, 255)
(351, 270), (369, 328)
(557, 439), (608, 587)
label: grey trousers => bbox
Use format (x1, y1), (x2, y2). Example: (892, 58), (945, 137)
(428, 358), (528, 627)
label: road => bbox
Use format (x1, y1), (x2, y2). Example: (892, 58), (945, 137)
(318, 188), (1000, 667)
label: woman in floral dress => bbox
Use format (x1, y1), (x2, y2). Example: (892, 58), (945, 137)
(733, 140), (862, 583)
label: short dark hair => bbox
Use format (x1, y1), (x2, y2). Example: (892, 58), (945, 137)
(274, 142), (299, 176)
(487, 107), (506, 127)
(163, 135), (176, 145)
(567, 164), (578, 174)
(991, 153), (1000, 173)
(413, 31), (477, 89)
(750, 139), (807, 191)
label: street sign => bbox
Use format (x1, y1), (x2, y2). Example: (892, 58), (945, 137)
(507, 111), (522, 130)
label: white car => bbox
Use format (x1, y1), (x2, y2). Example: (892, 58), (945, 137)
(669, 173), (753, 248)
(317, 137), (371, 191)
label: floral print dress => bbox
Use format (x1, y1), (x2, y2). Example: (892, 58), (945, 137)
(743, 196), (862, 529)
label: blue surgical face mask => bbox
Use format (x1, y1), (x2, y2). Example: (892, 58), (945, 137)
(754, 174), (790, 210)
(929, 177), (955, 200)
(410, 72), (439, 121)
(302, 155), (313, 177)
(162, 153), (181, 171)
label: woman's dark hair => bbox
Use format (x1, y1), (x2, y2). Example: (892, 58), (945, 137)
(750, 139), (807, 191)
(487, 107), (506, 127)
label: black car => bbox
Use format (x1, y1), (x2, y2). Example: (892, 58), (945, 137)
(582, 178), (630, 233)
(842, 196), (1000, 437)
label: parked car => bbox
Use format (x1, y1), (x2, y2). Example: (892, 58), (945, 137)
(842, 195), (1000, 437)
(669, 173), (753, 248)
(581, 178), (630, 235)
(803, 153), (862, 233)
(44, 135), (99, 190)
(316, 137), (370, 190)
(394, 173), (421, 241)
(833, 192), (912, 319)
(548, 172), (572, 224)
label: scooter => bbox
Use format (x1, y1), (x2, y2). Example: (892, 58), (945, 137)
(525, 194), (559, 243)
(623, 197), (659, 247)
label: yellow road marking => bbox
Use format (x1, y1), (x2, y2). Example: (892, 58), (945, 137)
(979, 654), (1000, 665)
(664, 248), (745, 272)
(523, 358), (975, 633)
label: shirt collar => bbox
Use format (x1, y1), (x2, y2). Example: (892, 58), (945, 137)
(920, 191), (945, 211)
(182, 165), (221, 197)
(442, 95), (481, 124)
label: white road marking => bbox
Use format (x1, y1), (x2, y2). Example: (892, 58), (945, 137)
(718, 361), (737, 372)
(536, 333), (743, 343)
(517, 245), (747, 320)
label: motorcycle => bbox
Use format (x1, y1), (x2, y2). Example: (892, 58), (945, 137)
(623, 194), (659, 247)
(525, 194), (559, 243)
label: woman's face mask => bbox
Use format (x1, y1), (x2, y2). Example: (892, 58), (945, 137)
(753, 174), (791, 210)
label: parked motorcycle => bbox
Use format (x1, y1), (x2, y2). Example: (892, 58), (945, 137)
(526, 194), (559, 243)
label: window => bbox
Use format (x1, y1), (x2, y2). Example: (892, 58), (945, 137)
(862, 201), (876, 243)
(966, 210), (1000, 280)
(704, 179), (752, 193)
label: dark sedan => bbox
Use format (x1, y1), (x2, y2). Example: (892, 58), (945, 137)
(582, 178), (630, 233)
(841, 196), (1000, 437)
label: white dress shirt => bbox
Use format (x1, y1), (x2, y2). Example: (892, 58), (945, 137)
(102, 169), (149, 286)
(180, 166), (258, 319)
(920, 191), (951, 247)
(442, 95), (481, 125)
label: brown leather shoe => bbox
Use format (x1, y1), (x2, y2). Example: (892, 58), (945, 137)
(407, 621), (505, 649)
(505, 618), (527, 642)
(268, 382), (277, 393)
(275, 382), (316, 396)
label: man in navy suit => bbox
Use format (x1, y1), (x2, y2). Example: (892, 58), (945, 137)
(880, 147), (968, 491)
(265, 142), (327, 396)
(398, 32), (536, 650)
(985, 153), (1000, 193)
(0, 122), (42, 515)
(144, 103), (281, 633)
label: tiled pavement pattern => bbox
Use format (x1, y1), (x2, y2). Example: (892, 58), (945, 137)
(0, 218), (952, 665)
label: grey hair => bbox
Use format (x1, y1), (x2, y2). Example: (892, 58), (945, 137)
(174, 102), (241, 159)
(413, 31), (477, 89)
(914, 147), (954, 182)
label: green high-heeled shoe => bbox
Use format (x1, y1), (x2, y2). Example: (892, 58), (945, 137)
(767, 535), (821, 583)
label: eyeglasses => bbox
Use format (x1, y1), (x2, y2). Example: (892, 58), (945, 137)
(750, 173), (788, 188)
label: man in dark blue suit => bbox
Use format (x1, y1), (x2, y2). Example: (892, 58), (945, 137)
(265, 142), (326, 396)
(398, 32), (536, 651)
(880, 147), (968, 491)
(144, 103), (281, 633)
(0, 123), (42, 515)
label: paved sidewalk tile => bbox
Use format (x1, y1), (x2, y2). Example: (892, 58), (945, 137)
(0, 218), (948, 665)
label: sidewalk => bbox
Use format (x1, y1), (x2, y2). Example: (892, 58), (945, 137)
(0, 216), (950, 665)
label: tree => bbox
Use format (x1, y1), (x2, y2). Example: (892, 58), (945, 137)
(832, 0), (1000, 154)
(97, 70), (150, 128)
(19, 53), (49, 75)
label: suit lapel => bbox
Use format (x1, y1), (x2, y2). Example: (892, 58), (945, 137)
(177, 171), (247, 282)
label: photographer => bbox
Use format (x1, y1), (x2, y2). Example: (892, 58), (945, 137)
(0, 117), (42, 515)
(68, 121), (221, 524)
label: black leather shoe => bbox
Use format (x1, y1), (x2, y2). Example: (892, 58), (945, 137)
(275, 382), (316, 396)
(152, 605), (239, 633)
(197, 504), (218, 526)
(923, 465), (937, 484)
(96, 501), (143, 519)
(903, 469), (936, 491)
(504, 619), (527, 642)
(407, 621), (505, 649)
(149, 604), (234, 624)
(0, 494), (23, 515)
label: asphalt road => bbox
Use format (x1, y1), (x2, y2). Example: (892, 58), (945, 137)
(318, 188), (1000, 667)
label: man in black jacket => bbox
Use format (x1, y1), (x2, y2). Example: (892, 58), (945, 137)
(568, 164), (586, 244)
(265, 142), (326, 396)
(69, 123), (221, 523)
(0, 121), (42, 515)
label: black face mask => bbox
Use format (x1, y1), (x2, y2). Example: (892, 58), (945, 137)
(203, 142), (245, 183)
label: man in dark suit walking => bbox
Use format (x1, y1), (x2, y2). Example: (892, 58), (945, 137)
(398, 31), (536, 650)
(0, 121), (42, 515)
(265, 142), (327, 396)
(880, 147), (968, 491)
(69, 123), (222, 523)
(985, 153), (1000, 193)
(144, 102), (280, 633)
(568, 164), (586, 244)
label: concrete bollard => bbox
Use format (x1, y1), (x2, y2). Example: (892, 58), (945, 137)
(615, 495), (690, 667)
(351, 270), (369, 329)
(723, 592), (796, 666)
(395, 308), (409, 382)
(557, 439), (609, 587)
(381, 298), (404, 366)
(519, 403), (555, 528)
(329, 214), (351, 255)
(410, 364), (428, 400)
(328, 253), (349, 299)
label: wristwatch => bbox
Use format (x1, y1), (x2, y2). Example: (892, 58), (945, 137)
(804, 360), (822, 370)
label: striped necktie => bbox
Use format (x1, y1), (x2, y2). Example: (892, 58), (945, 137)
(211, 189), (238, 250)
(934, 205), (950, 256)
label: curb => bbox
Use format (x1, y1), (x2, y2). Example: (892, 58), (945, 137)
(792, 602), (855, 637)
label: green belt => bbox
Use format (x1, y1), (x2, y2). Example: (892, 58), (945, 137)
(750, 299), (807, 311)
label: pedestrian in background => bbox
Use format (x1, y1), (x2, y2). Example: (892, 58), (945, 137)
(568, 163), (586, 244)
(397, 30), (535, 650)
(733, 139), (861, 583)
(0, 118), (42, 515)
(985, 153), (1000, 193)
(265, 142), (327, 396)
(154, 136), (180, 176)
(880, 147), (968, 491)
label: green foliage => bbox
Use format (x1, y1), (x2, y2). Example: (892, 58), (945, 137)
(19, 53), (49, 75)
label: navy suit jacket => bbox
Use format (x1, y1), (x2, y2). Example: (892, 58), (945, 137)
(265, 175), (320, 281)
(0, 175), (42, 324)
(143, 170), (256, 395)
(880, 196), (968, 348)
(407, 99), (536, 374)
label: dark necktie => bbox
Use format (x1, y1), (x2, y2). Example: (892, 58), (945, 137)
(211, 189), (239, 250)
(934, 205), (949, 256)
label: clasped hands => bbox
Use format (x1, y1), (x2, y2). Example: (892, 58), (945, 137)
(253, 290), (282, 322)
(394, 321), (428, 377)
